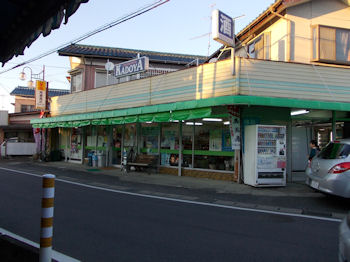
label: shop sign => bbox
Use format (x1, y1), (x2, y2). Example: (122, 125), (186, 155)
(114, 57), (149, 78)
(212, 9), (235, 47)
(35, 80), (48, 110)
(228, 105), (240, 150)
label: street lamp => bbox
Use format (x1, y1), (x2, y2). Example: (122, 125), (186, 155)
(19, 66), (45, 87)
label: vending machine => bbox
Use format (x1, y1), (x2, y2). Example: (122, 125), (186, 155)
(243, 125), (287, 187)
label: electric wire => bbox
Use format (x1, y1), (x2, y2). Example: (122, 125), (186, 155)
(0, 0), (170, 75)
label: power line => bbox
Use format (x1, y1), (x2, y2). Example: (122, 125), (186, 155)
(0, 0), (170, 75)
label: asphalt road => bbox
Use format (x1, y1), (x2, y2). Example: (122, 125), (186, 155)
(0, 167), (340, 262)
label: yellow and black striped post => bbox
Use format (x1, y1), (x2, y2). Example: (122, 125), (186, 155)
(40, 174), (55, 262)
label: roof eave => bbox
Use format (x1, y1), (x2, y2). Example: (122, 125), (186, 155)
(237, 0), (285, 43)
(58, 52), (203, 65)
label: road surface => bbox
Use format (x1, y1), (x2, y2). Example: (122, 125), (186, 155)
(0, 167), (340, 262)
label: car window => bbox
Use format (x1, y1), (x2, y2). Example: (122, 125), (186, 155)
(318, 142), (350, 159)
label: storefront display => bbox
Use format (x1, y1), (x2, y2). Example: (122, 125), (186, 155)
(161, 123), (178, 166)
(70, 127), (83, 161)
(193, 119), (234, 171)
(112, 126), (122, 165)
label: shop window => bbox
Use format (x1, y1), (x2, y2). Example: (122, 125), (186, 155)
(248, 32), (271, 60)
(193, 118), (234, 171)
(140, 123), (159, 155)
(160, 122), (179, 166)
(59, 128), (69, 158)
(70, 127), (83, 161)
(84, 125), (95, 159)
(112, 126), (122, 165)
(312, 25), (350, 64)
(182, 124), (193, 168)
(97, 126), (108, 149)
(124, 124), (137, 150)
(71, 72), (82, 93)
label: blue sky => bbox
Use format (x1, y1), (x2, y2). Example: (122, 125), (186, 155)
(0, 0), (273, 112)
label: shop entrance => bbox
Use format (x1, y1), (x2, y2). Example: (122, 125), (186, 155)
(291, 109), (347, 181)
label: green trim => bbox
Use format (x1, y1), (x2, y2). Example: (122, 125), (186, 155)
(112, 147), (121, 151)
(192, 150), (235, 156)
(85, 146), (95, 150)
(158, 149), (235, 156)
(31, 95), (350, 126)
(336, 118), (350, 121)
(160, 149), (178, 154)
(140, 148), (159, 153)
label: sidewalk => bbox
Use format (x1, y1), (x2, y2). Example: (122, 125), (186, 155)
(1, 157), (349, 218)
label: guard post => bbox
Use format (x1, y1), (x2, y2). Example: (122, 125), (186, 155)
(40, 174), (55, 262)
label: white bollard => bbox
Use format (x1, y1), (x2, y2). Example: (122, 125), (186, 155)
(40, 174), (55, 262)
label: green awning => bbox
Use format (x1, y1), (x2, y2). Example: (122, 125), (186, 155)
(153, 112), (171, 122)
(110, 117), (124, 125)
(124, 115), (138, 123)
(92, 119), (109, 126)
(31, 95), (350, 127)
(138, 114), (154, 123)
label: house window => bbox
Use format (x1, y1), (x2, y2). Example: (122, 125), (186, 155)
(95, 69), (118, 88)
(248, 32), (271, 60)
(71, 72), (82, 93)
(312, 25), (350, 64)
(21, 105), (35, 112)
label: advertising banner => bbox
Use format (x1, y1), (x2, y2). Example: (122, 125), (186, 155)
(228, 105), (240, 150)
(35, 80), (48, 110)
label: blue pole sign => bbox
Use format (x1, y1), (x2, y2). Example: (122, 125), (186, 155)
(114, 56), (149, 78)
(212, 9), (235, 47)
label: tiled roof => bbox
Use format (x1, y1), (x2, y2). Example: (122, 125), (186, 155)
(10, 86), (70, 97)
(58, 44), (207, 64)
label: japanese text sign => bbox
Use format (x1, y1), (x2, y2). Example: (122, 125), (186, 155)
(212, 9), (235, 47)
(35, 80), (47, 110)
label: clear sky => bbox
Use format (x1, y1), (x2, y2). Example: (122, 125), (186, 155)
(0, 0), (273, 112)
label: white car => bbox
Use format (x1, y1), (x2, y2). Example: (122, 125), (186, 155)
(306, 140), (350, 198)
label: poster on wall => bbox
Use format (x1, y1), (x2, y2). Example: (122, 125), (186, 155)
(228, 105), (241, 150)
(222, 129), (232, 151)
(209, 129), (222, 151)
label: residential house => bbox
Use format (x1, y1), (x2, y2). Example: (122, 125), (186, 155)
(0, 86), (69, 144)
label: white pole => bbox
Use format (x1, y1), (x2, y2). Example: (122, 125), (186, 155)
(39, 174), (55, 262)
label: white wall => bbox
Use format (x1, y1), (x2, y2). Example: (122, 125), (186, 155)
(286, 0), (350, 63)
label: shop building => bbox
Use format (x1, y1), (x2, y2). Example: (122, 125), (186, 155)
(0, 86), (69, 144)
(32, 0), (350, 182)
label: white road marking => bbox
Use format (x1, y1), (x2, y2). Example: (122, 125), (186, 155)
(0, 166), (343, 223)
(0, 227), (80, 262)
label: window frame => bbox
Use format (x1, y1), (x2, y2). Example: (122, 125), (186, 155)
(311, 24), (350, 65)
(70, 69), (83, 93)
(248, 32), (271, 60)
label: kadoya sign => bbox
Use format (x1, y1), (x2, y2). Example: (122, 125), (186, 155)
(114, 56), (149, 78)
